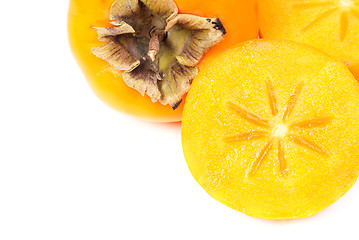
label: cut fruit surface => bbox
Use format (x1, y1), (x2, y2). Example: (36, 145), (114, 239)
(258, 0), (359, 80)
(182, 39), (359, 219)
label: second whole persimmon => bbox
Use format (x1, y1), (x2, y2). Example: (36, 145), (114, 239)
(68, 0), (258, 122)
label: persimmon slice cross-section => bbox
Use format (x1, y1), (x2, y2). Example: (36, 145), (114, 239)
(258, 0), (359, 80)
(182, 40), (359, 219)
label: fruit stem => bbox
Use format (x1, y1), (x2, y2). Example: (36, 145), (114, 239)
(148, 30), (165, 61)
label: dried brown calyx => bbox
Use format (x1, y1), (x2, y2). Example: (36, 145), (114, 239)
(92, 0), (226, 109)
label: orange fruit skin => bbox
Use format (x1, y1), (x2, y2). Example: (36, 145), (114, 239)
(68, 0), (259, 122)
(258, 0), (359, 80)
(176, 0), (259, 68)
(182, 39), (359, 219)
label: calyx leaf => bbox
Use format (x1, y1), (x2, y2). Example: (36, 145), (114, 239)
(92, 0), (226, 109)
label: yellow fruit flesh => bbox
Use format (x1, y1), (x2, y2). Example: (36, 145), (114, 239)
(258, 0), (359, 80)
(182, 40), (359, 219)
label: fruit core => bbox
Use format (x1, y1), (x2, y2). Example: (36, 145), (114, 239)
(272, 123), (288, 138)
(339, 0), (353, 7)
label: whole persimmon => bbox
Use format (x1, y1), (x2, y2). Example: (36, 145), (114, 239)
(182, 39), (359, 219)
(68, 0), (258, 122)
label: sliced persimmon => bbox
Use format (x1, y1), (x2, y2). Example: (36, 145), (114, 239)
(258, 0), (359, 80)
(182, 39), (359, 219)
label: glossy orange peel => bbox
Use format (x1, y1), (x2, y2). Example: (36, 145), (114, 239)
(68, 0), (258, 121)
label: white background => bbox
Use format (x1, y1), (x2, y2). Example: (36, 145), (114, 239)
(1, 0), (359, 239)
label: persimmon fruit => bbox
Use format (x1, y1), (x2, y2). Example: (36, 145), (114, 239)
(258, 0), (359, 80)
(182, 39), (359, 219)
(68, 0), (258, 122)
